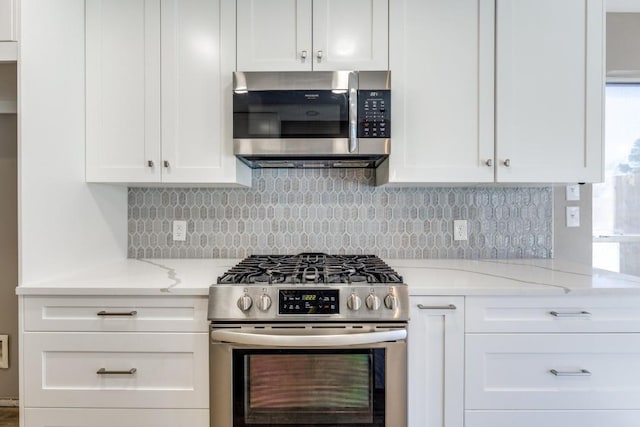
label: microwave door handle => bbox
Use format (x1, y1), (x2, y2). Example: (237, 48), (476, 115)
(210, 329), (406, 347)
(348, 72), (358, 153)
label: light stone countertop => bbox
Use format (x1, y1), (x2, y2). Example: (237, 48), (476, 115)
(15, 258), (640, 297)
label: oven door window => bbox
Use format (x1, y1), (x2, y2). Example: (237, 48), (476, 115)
(233, 91), (349, 139)
(233, 349), (385, 426)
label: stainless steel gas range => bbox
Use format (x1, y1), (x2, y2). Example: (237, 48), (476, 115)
(208, 253), (409, 427)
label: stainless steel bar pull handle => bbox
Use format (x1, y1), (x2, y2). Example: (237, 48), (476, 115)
(550, 369), (591, 377)
(97, 368), (137, 375)
(348, 71), (359, 153)
(549, 311), (591, 318)
(417, 304), (457, 310)
(97, 310), (138, 317)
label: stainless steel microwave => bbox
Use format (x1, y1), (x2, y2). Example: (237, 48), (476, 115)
(233, 71), (390, 168)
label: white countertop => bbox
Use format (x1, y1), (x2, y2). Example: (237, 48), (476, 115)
(16, 258), (640, 297)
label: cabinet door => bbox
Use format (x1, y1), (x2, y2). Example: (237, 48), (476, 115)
(408, 297), (464, 427)
(161, 0), (250, 185)
(378, 0), (494, 185)
(23, 332), (209, 408)
(312, 0), (388, 71)
(466, 410), (640, 427)
(86, 0), (161, 182)
(466, 333), (640, 410)
(237, 0), (312, 71)
(24, 409), (208, 427)
(495, 0), (604, 183)
(0, 0), (16, 41)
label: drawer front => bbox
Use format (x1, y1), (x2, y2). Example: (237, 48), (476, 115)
(466, 410), (640, 427)
(465, 334), (640, 410)
(24, 296), (208, 332)
(24, 408), (208, 427)
(466, 295), (640, 333)
(23, 332), (208, 408)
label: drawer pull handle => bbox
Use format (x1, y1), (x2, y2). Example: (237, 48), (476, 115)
(550, 369), (591, 377)
(549, 311), (591, 318)
(96, 368), (137, 375)
(417, 304), (457, 310)
(97, 310), (138, 317)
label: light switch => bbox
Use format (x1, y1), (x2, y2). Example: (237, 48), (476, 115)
(566, 184), (580, 201)
(566, 206), (580, 227)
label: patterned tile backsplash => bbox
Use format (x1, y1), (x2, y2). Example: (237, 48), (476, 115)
(128, 169), (553, 259)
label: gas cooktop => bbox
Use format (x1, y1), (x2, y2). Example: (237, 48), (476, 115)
(209, 254), (408, 322)
(216, 253), (403, 285)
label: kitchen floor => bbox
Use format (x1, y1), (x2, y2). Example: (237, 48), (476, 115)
(0, 408), (18, 427)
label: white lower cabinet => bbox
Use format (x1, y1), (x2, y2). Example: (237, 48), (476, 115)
(408, 296), (464, 427)
(465, 333), (640, 410)
(464, 296), (640, 426)
(21, 295), (210, 427)
(23, 409), (209, 427)
(465, 410), (640, 427)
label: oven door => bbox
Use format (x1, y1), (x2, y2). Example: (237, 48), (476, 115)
(210, 324), (407, 427)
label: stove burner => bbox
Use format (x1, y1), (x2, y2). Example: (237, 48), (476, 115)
(216, 253), (403, 285)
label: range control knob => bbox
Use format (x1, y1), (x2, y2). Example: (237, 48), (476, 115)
(366, 293), (381, 310)
(347, 293), (362, 311)
(384, 293), (399, 310)
(257, 293), (272, 312)
(237, 293), (253, 312)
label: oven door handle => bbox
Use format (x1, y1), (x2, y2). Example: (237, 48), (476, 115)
(210, 329), (407, 347)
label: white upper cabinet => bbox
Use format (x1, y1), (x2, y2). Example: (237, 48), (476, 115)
(237, 0), (388, 71)
(86, 0), (162, 183)
(495, 0), (604, 183)
(0, 0), (17, 41)
(379, 0), (604, 185)
(86, 0), (251, 186)
(237, 0), (312, 71)
(378, 0), (495, 185)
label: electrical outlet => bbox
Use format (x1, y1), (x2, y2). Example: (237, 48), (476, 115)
(173, 220), (187, 241)
(453, 220), (468, 241)
(0, 335), (8, 369)
(566, 206), (580, 227)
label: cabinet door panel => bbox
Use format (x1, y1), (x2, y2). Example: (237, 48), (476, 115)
(237, 0), (312, 71)
(466, 410), (640, 427)
(495, 0), (604, 183)
(380, 0), (494, 185)
(312, 0), (388, 71)
(24, 408), (208, 427)
(86, 0), (161, 182)
(0, 0), (16, 41)
(466, 333), (640, 410)
(161, 0), (249, 184)
(408, 297), (464, 427)
(23, 332), (208, 408)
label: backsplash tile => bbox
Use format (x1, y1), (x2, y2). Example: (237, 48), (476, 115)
(128, 169), (553, 259)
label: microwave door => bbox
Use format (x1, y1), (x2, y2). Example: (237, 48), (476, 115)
(233, 90), (349, 140)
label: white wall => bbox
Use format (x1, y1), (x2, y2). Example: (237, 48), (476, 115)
(19, 0), (127, 285)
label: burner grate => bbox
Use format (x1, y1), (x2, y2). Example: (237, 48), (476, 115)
(216, 253), (403, 285)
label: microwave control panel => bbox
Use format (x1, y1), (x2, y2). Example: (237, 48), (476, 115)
(357, 90), (390, 138)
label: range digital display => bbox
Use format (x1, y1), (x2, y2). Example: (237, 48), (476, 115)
(279, 289), (339, 315)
